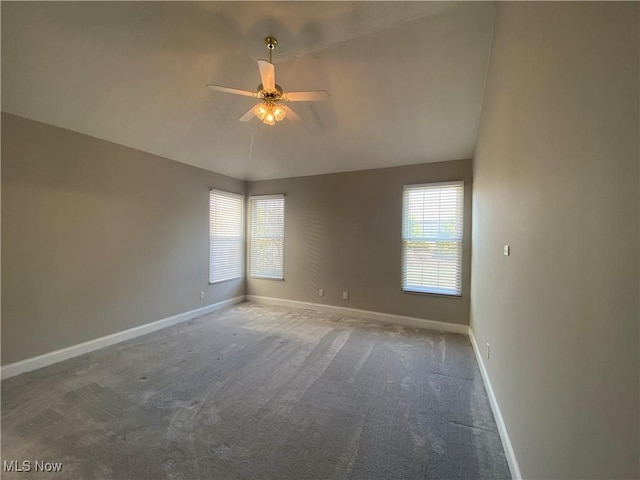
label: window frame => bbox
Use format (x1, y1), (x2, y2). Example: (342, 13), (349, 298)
(401, 181), (464, 297)
(208, 188), (245, 285)
(248, 194), (286, 280)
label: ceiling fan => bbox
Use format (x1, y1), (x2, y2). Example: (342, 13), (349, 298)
(207, 36), (328, 126)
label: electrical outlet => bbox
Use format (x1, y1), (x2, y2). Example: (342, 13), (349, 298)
(486, 342), (490, 359)
(200, 291), (205, 300)
(342, 291), (349, 300)
(319, 289), (324, 297)
(503, 245), (510, 256)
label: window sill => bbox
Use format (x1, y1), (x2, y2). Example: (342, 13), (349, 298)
(209, 276), (243, 285)
(249, 276), (284, 281)
(402, 288), (462, 298)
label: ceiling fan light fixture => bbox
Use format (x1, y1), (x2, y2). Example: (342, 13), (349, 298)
(264, 110), (276, 126)
(254, 102), (286, 126)
(273, 105), (286, 122)
(254, 104), (268, 121)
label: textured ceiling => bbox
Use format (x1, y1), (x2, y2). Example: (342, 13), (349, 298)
(2, 2), (495, 181)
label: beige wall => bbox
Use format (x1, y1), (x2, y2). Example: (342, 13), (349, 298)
(2, 112), (471, 366)
(2, 113), (245, 365)
(471, 3), (639, 479)
(247, 160), (472, 325)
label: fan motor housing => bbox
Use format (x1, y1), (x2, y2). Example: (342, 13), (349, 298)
(258, 84), (284, 100)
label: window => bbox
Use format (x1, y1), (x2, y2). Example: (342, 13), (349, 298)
(402, 182), (464, 296)
(209, 189), (244, 283)
(249, 195), (285, 279)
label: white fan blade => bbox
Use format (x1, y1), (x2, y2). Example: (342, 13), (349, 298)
(284, 90), (329, 102)
(207, 84), (257, 98)
(257, 60), (275, 91)
(282, 104), (301, 122)
(239, 106), (256, 122)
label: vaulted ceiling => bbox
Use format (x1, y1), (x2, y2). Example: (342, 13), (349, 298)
(2, 2), (495, 180)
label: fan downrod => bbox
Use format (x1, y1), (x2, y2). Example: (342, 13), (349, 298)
(265, 36), (277, 62)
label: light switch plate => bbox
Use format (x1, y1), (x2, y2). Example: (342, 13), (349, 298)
(503, 245), (510, 256)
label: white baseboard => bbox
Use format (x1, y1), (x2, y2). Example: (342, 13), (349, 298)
(1, 296), (245, 380)
(469, 328), (521, 480)
(245, 295), (469, 335)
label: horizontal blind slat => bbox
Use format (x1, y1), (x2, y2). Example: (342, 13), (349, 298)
(210, 190), (244, 283)
(249, 195), (285, 279)
(402, 182), (463, 295)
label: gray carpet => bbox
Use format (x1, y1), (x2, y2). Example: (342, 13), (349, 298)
(1, 302), (511, 479)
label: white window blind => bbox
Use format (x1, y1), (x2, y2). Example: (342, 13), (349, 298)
(402, 182), (464, 296)
(209, 189), (244, 283)
(249, 195), (285, 279)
